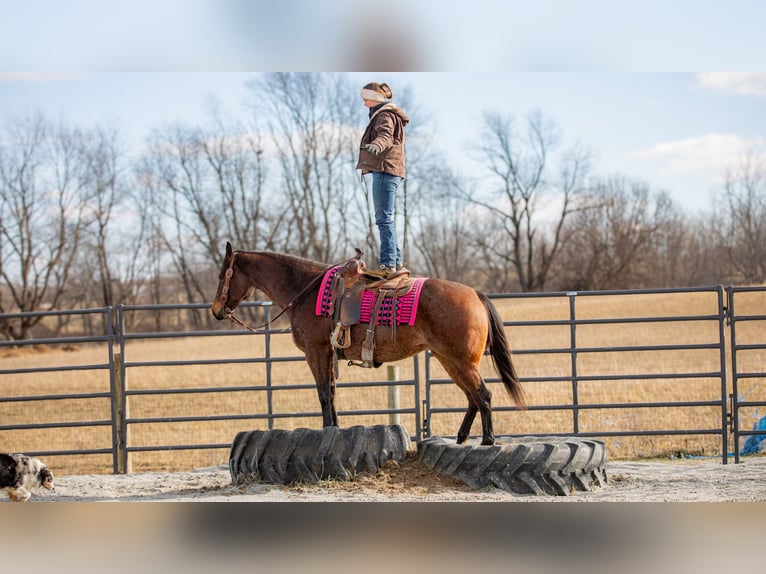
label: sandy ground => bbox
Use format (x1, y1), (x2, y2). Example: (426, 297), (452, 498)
(14, 452), (766, 502)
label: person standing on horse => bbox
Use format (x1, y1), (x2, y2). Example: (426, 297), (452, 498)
(356, 82), (410, 276)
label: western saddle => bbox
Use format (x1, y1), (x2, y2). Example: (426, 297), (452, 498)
(326, 250), (411, 368)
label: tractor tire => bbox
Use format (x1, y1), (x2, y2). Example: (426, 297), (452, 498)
(417, 436), (608, 496)
(229, 425), (411, 486)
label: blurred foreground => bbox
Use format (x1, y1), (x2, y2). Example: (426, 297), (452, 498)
(1, 502), (762, 574)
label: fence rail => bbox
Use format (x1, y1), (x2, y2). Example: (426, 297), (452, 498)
(1, 286), (765, 474)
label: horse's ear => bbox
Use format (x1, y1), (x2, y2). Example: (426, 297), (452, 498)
(225, 241), (233, 258)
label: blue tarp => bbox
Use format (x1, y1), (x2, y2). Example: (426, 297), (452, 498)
(740, 415), (766, 455)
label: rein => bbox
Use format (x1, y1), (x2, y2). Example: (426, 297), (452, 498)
(221, 251), (351, 333)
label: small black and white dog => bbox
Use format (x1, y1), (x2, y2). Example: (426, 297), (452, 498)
(0, 453), (54, 502)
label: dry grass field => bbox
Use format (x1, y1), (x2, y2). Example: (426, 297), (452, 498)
(1, 288), (765, 477)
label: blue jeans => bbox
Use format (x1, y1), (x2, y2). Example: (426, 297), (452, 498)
(371, 172), (403, 268)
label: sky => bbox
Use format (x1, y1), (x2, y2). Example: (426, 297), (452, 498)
(1, 1), (766, 212)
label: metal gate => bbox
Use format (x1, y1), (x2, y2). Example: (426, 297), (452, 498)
(728, 286), (766, 463)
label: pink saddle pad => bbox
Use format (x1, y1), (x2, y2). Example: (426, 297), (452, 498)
(316, 266), (427, 326)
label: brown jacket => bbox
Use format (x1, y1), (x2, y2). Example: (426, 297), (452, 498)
(356, 103), (409, 178)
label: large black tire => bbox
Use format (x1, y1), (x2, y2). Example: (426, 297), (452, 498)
(417, 436), (608, 496)
(229, 425), (411, 486)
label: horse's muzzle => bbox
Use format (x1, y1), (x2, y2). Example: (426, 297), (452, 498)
(211, 305), (225, 321)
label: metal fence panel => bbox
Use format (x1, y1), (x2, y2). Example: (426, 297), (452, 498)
(114, 301), (421, 473)
(0, 307), (119, 470)
(728, 286), (766, 463)
(424, 286), (730, 462)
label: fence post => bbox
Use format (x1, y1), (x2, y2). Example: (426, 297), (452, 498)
(568, 292), (580, 435)
(728, 286), (738, 464)
(388, 365), (400, 425)
(264, 304), (274, 430)
(113, 352), (131, 474)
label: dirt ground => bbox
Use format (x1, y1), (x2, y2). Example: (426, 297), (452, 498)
(15, 452), (766, 502)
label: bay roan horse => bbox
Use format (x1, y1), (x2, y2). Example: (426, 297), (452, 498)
(211, 242), (526, 445)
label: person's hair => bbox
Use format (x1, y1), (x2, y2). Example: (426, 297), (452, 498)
(363, 82), (393, 99)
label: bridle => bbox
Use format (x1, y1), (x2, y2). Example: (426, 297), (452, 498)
(219, 250), (329, 333)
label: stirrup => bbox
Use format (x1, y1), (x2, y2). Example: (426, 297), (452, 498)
(330, 322), (351, 349)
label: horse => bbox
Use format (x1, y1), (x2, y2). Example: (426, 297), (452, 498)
(210, 242), (526, 445)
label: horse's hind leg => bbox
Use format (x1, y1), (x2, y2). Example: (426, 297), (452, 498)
(474, 381), (494, 445)
(435, 354), (495, 445)
(456, 399), (478, 444)
(457, 381), (494, 445)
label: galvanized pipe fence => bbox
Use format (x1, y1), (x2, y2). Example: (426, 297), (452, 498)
(427, 286), (731, 458)
(1, 285), (765, 474)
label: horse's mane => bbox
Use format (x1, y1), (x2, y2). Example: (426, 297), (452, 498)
(249, 250), (330, 275)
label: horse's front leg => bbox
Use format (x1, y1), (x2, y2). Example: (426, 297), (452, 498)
(306, 345), (338, 427)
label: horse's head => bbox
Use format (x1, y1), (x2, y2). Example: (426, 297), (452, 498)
(211, 242), (254, 320)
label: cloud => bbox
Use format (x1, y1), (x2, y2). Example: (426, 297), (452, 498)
(635, 133), (766, 175)
(0, 73), (85, 83)
(696, 73), (766, 97)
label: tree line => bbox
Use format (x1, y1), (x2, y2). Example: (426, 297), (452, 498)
(1, 73), (765, 339)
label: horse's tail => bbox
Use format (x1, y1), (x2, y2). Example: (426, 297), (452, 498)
(477, 291), (527, 409)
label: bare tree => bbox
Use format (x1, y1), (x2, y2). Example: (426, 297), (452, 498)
(145, 124), (212, 309)
(248, 73), (362, 262)
(141, 114), (270, 313)
(76, 125), (124, 309)
(200, 116), (272, 252)
(389, 85), (433, 271)
(463, 110), (591, 292)
(649, 208), (722, 288)
(0, 114), (89, 339)
(56, 125), (161, 334)
(131, 156), (170, 328)
(715, 153), (766, 284)
(409, 167), (483, 282)
(558, 177), (679, 290)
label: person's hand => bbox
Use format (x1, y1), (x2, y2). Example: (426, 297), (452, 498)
(363, 143), (381, 155)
